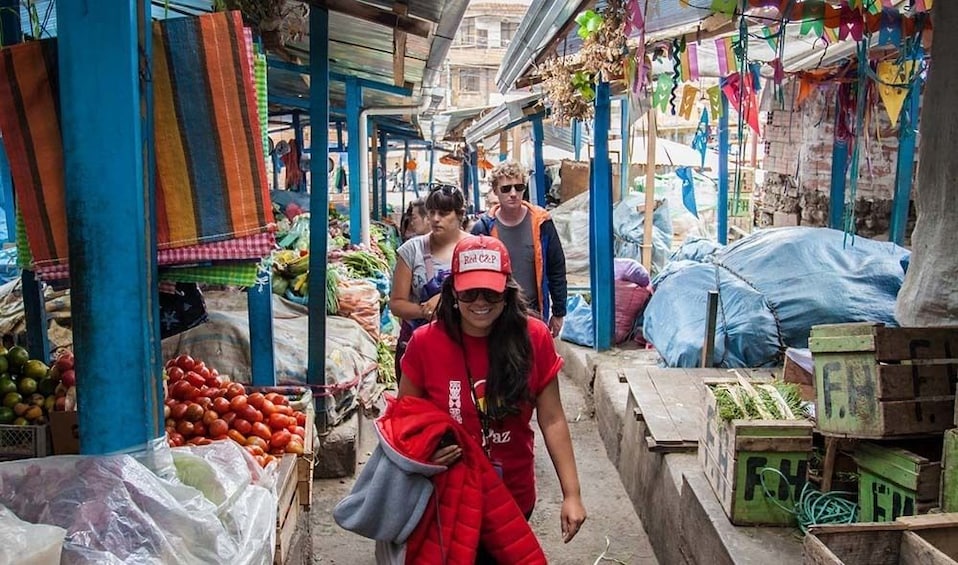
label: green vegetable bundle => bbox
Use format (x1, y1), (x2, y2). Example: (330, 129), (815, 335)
(713, 380), (805, 422)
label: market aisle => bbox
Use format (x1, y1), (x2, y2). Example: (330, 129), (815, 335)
(309, 371), (657, 564)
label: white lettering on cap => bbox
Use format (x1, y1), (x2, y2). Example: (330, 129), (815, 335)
(458, 248), (502, 272)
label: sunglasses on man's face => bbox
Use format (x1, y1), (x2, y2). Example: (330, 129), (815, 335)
(497, 183), (526, 194)
(457, 289), (506, 303)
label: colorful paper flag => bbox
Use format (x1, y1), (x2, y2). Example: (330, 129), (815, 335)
(680, 42), (699, 82)
(679, 85), (700, 120)
(707, 85), (723, 119)
(877, 60), (919, 126)
(652, 75), (673, 112)
(710, 0), (737, 15)
(715, 36), (739, 77)
(799, 2), (825, 37)
(692, 108), (710, 169)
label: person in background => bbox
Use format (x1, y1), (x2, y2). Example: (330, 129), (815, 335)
(389, 162), (401, 192)
(399, 198), (428, 242)
(390, 186), (470, 381)
(400, 235), (587, 562)
(484, 189), (499, 212)
(472, 161), (568, 337)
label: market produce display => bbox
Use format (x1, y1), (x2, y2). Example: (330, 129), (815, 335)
(0, 347), (75, 427)
(163, 354), (308, 468)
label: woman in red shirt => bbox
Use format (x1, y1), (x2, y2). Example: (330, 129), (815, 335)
(399, 235), (587, 561)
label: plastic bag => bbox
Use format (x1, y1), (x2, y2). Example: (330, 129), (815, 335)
(613, 258), (650, 287)
(0, 503), (66, 564)
(614, 281), (652, 344)
(559, 294), (593, 347)
(337, 279), (382, 340)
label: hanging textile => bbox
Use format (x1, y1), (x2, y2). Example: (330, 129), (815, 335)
(282, 139), (304, 189)
(0, 11), (275, 276)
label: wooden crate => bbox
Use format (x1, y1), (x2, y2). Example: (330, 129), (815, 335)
(699, 378), (814, 526)
(943, 429), (958, 513)
(809, 323), (958, 438)
(804, 513), (958, 565)
(854, 440), (942, 523)
(275, 453), (303, 565)
(297, 402), (316, 511)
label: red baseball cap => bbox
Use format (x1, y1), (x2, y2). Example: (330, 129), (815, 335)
(451, 235), (512, 293)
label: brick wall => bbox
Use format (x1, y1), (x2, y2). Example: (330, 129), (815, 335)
(757, 80), (917, 243)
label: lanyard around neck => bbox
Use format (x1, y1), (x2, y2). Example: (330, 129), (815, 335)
(459, 337), (492, 456)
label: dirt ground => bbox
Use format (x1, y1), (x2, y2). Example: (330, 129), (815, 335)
(309, 372), (658, 564)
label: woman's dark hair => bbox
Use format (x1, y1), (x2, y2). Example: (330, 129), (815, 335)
(435, 275), (533, 421)
(425, 185), (466, 219)
(400, 198), (426, 237)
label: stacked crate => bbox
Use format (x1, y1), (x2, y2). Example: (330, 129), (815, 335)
(809, 323), (958, 522)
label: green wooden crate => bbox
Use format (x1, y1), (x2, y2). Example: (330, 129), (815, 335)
(854, 441), (941, 523)
(699, 380), (814, 526)
(809, 323), (958, 438)
(942, 429), (958, 513)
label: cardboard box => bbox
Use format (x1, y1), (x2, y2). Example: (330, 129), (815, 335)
(49, 411), (79, 455)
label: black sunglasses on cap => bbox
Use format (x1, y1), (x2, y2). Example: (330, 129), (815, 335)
(457, 289), (505, 303)
(497, 183), (526, 194)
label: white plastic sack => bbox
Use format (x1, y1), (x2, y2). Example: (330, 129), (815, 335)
(0, 504), (66, 565)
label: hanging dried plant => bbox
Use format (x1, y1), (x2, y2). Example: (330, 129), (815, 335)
(536, 55), (595, 125)
(214, 0), (308, 52)
(578, 0), (629, 83)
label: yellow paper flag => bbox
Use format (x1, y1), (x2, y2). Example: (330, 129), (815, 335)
(877, 60), (918, 127)
(679, 85), (699, 120)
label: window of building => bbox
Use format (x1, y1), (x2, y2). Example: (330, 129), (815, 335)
(456, 17), (475, 45)
(501, 21), (519, 45)
(476, 28), (488, 48)
(459, 69), (481, 92)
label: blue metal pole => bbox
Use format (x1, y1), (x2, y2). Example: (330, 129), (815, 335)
(468, 149), (479, 213)
(620, 98), (631, 199)
(573, 119), (583, 161)
(890, 81), (921, 245)
(21, 270), (48, 363)
(429, 122), (436, 184)
(248, 273), (275, 386)
(371, 128), (381, 222)
(58, 0), (163, 454)
(0, 136), (15, 243)
(379, 130), (388, 219)
(307, 5), (330, 425)
(346, 78), (362, 244)
(292, 112), (305, 192)
(531, 116), (546, 206)
(591, 82), (614, 351)
(829, 91), (849, 230)
(717, 89), (730, 245)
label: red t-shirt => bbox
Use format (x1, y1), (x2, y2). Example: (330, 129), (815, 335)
(401, 317), (563, 513)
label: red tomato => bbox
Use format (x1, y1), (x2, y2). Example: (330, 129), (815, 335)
(251, 422), (272, 441)
(175, 354), (195, 371)
(167, 366), (185, 383)
(212, 397), (231, 415)
(209, 419), (229, 438)
(185, 371), (206, 388)
(221, 411), (237, 427)
(227, 429), (246, 444)
(207, 387), (226, 399)
(229, 395), (248, 413)
(168, 432), (185, 447)
(240, 405), (263, 423)
(285, 438), (305, 455)
(246, 436), (268, 451)
(295, 412), (306, 427)
(247, 392), (266, 409)
(232, 418), (252, 435)
(268, 413), (289, 431)
(287, 425), (306, 439)
(260, 399), (277, 417)
(202, 409), (219, 426)
(184, 403), (204, 422)
(195, 364), (211, 380)
(265, 392), (287, 406)
(270, 429), (292, 449)
(245, 444), (265, 457)
(262, 454), (276, 467)
(192, 422), (207, 437)
(205, 376), (225, 389)
(196, 396), (213, 411)
(176, 420), (195, 437)
(170, 380), (193, 401)
(275, 404), (293, 417)
(254, 455), (266, 467)
(190, 437), (213, 446)
(225, 383), (246, 399)
(169, 403), (188, 421)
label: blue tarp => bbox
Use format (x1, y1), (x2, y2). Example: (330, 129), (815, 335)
(644, 227), (910, 368)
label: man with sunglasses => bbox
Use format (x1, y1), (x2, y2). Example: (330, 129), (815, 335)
(472, 161), (567, 337)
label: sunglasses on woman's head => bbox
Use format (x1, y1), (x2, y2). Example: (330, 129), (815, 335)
(497, 183), (526, 194)
(429, 184), (460, 196)
(457, 289), (505, 303)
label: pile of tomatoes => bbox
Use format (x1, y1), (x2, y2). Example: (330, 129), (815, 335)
(164, 354), (308, 468)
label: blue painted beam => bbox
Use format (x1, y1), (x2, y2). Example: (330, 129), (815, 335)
(266, 58), (413, 97)
(269, 94), (309, 110)
(0, 137), (15, 243)
(591, 82), (614, 351)
(531, 116), (546, 206)
(890, 79), (921, 245)
(21, 270), (48, 363)
(0, 0), (21, 46)
(307, 6), (330, 423)
(292, 112), (306, 192)
(346, 78), (363, 244)
(829, 91), (849, 230)
(248, 272), (275, 386)
(336, 122), (344, 148)
(620, 98), (631, 198)
(572, 119), (583, 161)
(372, 130), (380, 222)
(470, 149), (480, 213)
(58, 0), (163, 454)
(379, 130), (388, 219)
(717, 89), (730, 245)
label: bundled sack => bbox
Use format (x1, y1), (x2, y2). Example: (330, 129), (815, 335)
(337, 279), (382, 340)
(644, 227), (909, 367)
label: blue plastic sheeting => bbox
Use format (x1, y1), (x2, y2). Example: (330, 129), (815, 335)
(670, 238), (722, 263)
(559, 294), (594, 348)
(613, 193), (673, 275)
(644, 227), (910, 368)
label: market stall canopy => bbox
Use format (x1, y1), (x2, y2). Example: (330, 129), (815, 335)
(464, 92), (546, 145)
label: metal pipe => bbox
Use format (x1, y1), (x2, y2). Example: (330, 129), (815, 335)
(718, 89), (730, 245)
